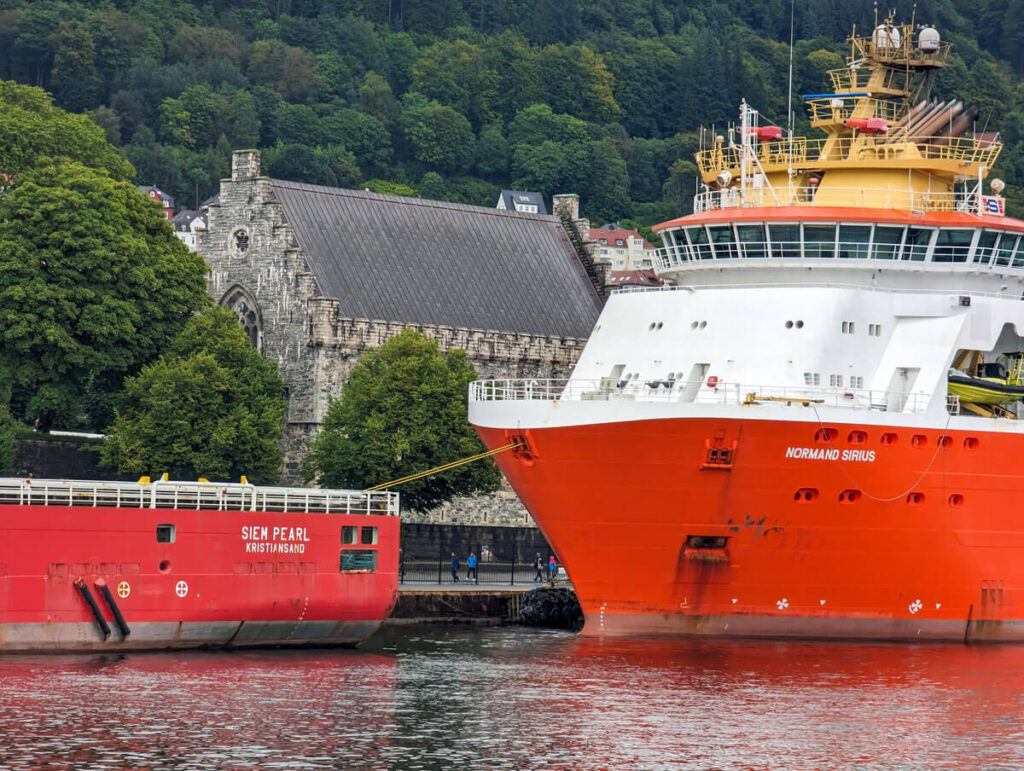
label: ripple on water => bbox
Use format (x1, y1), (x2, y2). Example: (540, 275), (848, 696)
(1, 629), (1024, 769)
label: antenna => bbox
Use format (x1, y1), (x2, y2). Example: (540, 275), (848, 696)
(786, 0), (795, 200)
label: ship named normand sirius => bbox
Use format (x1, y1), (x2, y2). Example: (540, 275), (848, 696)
(470, 17), (1024, 641)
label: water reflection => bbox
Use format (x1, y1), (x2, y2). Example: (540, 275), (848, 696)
(1, 627), (1023, 769)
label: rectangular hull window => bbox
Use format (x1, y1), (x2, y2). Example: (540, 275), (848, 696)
(340, 550), (378, 572)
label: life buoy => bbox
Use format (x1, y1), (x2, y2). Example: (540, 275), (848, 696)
(707, 375), (719, 388)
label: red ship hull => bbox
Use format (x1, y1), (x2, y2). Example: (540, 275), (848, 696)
(0, 504), (399, 652)
(475, 416), (1024, 642)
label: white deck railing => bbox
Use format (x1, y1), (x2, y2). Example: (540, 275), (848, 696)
(470, 378), (934, 414)
(691, 186), (982, 214)
(0, 478), (400, 516)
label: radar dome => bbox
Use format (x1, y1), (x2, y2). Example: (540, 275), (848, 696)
(918, 27), (940, 53)
(873, 25), (900, 51)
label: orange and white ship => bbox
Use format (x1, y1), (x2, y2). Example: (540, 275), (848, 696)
(470, 17), (1024, 641)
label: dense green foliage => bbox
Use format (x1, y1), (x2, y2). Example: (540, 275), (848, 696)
(0, 404), (15, 475)
(2, 0), (1022, 222)
(303, 329), (501, 512)
(0, 81), (211, 432)
(100, 307), (286, 483)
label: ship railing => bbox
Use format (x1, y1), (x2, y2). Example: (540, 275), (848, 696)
(691, 186), (976, 214)
(470, 379), (933, 414)
(806, 97), (905, 126)
(695, 135), (1000, 178)
(0, 478), (400, 516)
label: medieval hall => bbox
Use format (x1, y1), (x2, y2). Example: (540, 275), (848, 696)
(199, 151), (603, 524)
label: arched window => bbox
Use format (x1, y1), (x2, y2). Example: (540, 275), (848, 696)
(221, 286), (262, 349)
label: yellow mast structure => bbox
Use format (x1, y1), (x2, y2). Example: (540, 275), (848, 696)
(694, 14), (1001, 213)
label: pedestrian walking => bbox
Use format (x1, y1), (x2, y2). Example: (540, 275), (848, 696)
(399, 548), (405, 584)
(548, 554), (557, 580)
(450, 552), (460, 582)
(533, 553), (543, 582)
(467, 552), (478, 582)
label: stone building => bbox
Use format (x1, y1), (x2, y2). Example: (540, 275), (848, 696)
(199, 151), (604, 524)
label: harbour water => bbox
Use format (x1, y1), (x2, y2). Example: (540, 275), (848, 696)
(2, 625), (1023, 769)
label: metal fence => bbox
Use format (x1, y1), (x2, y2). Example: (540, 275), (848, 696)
(399, 549), (563, 587)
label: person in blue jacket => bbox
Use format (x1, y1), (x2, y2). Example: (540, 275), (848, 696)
(450, 552), (460, 582)
(467, 552), (478, 582)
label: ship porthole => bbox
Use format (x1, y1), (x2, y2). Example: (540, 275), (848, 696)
(948, 494), (964, 507)
(159, 560), (171, 573)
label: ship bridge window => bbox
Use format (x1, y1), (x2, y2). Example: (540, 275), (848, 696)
(872, 226), (905, 260)
(993, 233), (1018, 267)
(974, 231), (999, 264)
(903, 227), (934, 261)
(685, 226), (712, 260)
(768, 224), (801, 257)
(838, 225), (872, 259)
(708, 225), (738, 258)
(668, 230), (690, 262)
(933, 229), (973, 263)
(1013, 237), (1024, 269)
(736, 224), (767, 258)
(803, 224), (837, 258)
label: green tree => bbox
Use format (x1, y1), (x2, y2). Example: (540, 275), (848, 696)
(419, 171), (446, 199)
(159, 84), (218, 149)
(0, 80), (132, 181)
(322, 108), (392, 174)
(0, 161), (209, 431)
(100, 307), (285, 484)
(411, 39), (497, 127)
(303, 329), (501, 512)
(49, 20), (101, 112)
(0, 403), (16, 475)
(400, 93), (476, 174)
(475, 122), (509, 177)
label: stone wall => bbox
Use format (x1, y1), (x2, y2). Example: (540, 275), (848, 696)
(400, 522), (551, 562)
(201, 151), (590, 526)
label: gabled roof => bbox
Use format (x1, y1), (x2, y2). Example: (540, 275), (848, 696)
(609, 269), (663, 288)
(496, 189), (547, 215)
(138, 185), (174, 208)
(172, 209), (207, 231)
(269, 181), (602, 338)
(592, 224), (655, 249)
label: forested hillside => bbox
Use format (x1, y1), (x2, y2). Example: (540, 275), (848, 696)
(2, 0), (1023, 226)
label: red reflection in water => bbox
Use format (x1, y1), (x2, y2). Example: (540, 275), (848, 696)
(2, 631), (1024, 770)
(0, 651), (397, 769)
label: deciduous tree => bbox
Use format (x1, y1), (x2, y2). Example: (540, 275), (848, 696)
(0, 161), (209, 430)
(303, 329), (501, 512)
(100, 307), (285, 484)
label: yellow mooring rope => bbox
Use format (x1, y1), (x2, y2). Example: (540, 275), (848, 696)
(364, 440), (523, 491)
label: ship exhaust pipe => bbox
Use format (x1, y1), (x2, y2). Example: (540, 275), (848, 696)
(74, 578), (111, 640)
(95, 578), (131, 639)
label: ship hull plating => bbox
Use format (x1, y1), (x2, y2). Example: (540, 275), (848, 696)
(0, 504), (399, 653)
(475, 415), (1024, 642)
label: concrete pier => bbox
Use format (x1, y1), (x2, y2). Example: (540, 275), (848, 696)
(387, 586), (530, 626)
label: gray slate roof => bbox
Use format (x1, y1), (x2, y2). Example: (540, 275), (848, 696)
(269, 180), (602, 338)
